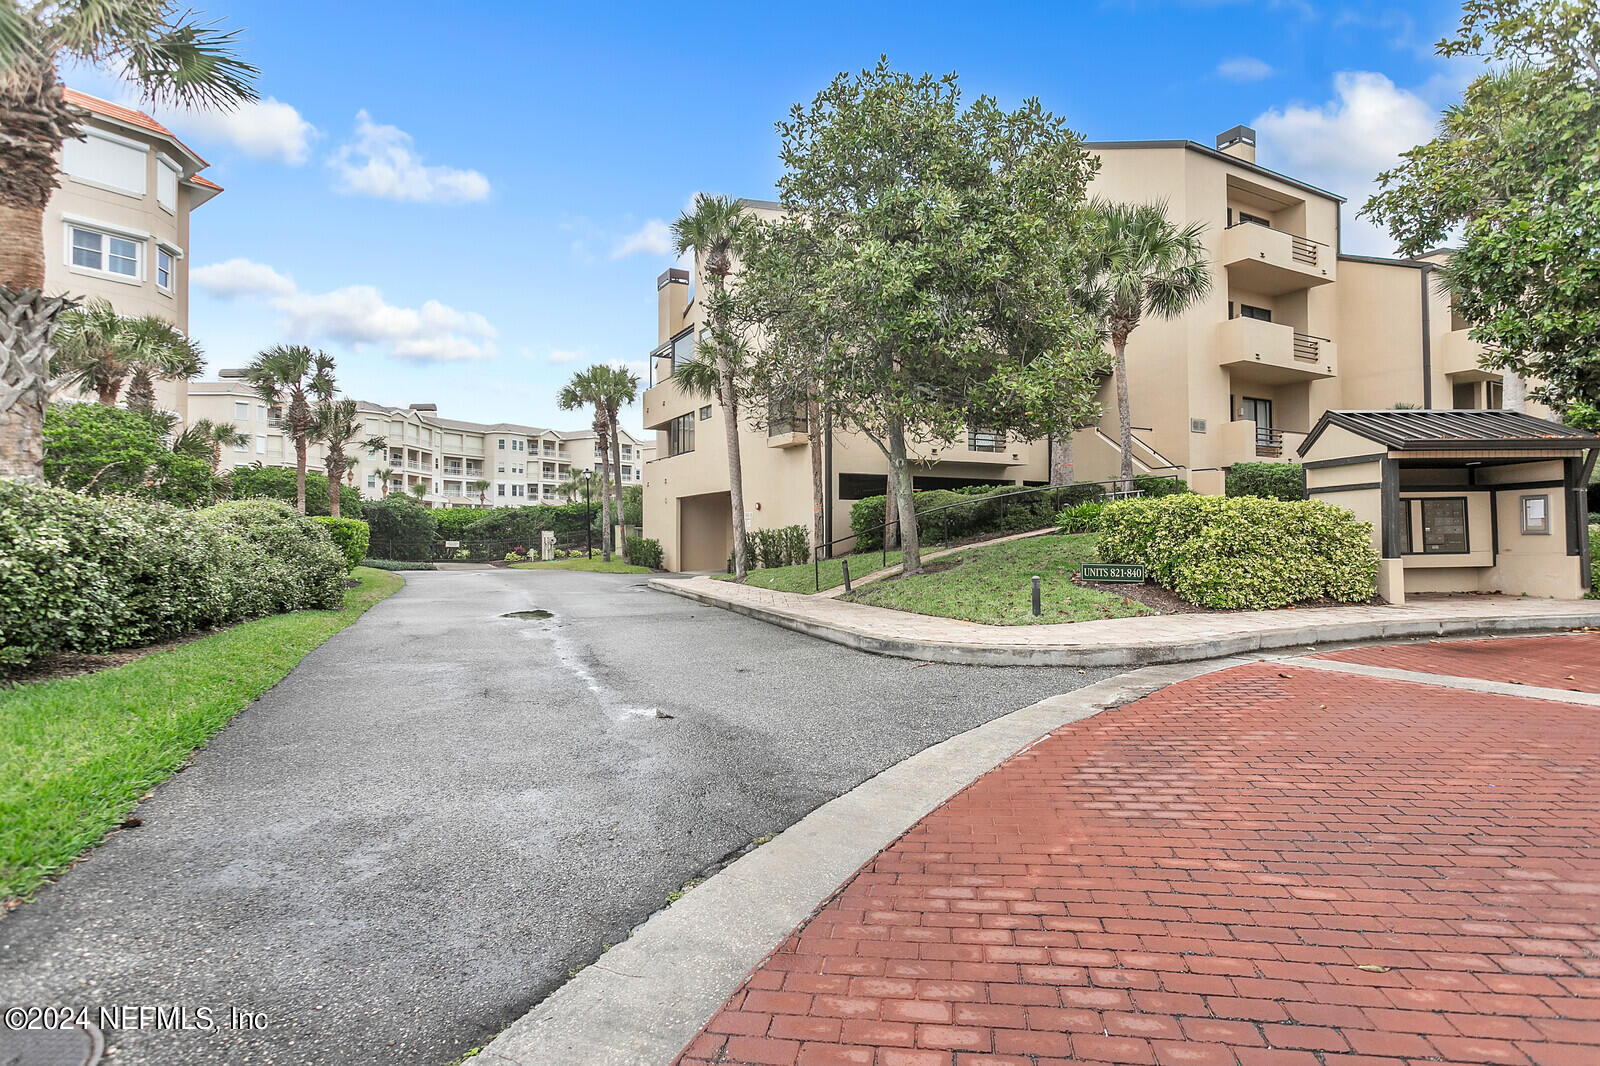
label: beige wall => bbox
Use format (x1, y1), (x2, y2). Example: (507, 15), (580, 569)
(44, 110), (208, 423)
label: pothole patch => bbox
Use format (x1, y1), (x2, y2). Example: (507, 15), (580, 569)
(502, 609), (553, 620)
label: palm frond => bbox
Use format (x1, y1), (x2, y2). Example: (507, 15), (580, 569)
(51, 1), (258, 109)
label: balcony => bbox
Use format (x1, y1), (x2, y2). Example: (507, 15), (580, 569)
(1217, 317), (1337, 383)
(1218, 418), (1307, 466)
(1438, 328), (1496, 378)
(1220, 221), (1334, 295)
(443, 464), (464, 477)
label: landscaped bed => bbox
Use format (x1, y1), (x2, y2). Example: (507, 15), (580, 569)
(719, 549), (906, 593)
(843, 534), (1155, 625)
(0, 566), (403, 903)
(509, 556), (651, 574)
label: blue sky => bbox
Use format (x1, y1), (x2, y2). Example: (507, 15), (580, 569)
(70, 0), (1478, 434)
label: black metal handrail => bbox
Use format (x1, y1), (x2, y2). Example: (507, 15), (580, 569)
(808, 475), (1182, 591)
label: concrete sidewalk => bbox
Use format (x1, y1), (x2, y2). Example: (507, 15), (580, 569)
(650, 574), (1600, 666)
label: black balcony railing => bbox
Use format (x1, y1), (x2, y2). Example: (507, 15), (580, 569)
(1292, 332), (1329, 362)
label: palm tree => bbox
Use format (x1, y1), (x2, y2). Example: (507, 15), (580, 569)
(1081, 200), (1211, 492)
(407, 481), (426, 502)
(0, 4), (256, 480)
(557, 367), (616, 561)
(672, 193), (752, 578)
(311, 395), (385, 518)
(595, 364), (639, 552)
(469, 477), (491, 506)
(51, 301), (204, 410)
(244, 345), (329, 514)
(172, 418), (248, 473)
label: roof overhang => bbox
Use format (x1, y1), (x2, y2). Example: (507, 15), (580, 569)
(1300, 409), (1600, 457)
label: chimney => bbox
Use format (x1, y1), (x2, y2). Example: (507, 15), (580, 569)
(409, 403), (437, 412)
(219, 368), (246, 378)
(1216, 125), (1256, 164)
(657, 267), (690, 344)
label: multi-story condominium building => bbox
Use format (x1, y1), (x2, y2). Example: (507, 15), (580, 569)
(46, 89), (224, 423)
(641, 125), (1546, 572)
(188, 374), (652, 508)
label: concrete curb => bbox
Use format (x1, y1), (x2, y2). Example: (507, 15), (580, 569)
(649, 577), (1600, 668)
(474, 658), (1251, 1066)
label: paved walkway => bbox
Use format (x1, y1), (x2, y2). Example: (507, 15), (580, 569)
(1318, 633), (1600, 693)
(678, 634), (1600, 1066)
(652, 574), (1600, 667)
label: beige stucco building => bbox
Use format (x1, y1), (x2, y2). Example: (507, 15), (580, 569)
(641, 125), (1550, 573)
(45, 89), (224, 423)
(188, 374), (652, 508)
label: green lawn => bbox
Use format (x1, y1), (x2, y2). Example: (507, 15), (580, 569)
(0, 566), (403, 903)
(843, 534), (1154, 625)
(717, 549), (906, 593)
(509, 555), (652, 574)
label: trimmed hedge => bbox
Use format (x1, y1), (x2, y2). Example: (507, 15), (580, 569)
(851, 482), (1120, 550)
(1097, 494), (1377, 609)
(625, 536), (663, 570)
(1226, 461), (1307, 501)
(0, 484), (345, 668)
(311, 516), (370, 571)
(363, 496), (437, 561)
(751, 525), (810, 568)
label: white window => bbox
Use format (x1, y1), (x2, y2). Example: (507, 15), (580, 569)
(497, 484), (505, 496)
(497, 464), (505, 473)
(61, 131), (147, 196)
(233, 436), (249, 453)
(367, 473), (376, 488)
(256, 435), (266, 454)
(69, 225), (141, 279)
(156, 156), (180, 212)
(234, 401), (249, 420)
(497, 438), (505, 450)
(258, 404), (267, 421)
(156, 248), (174, 291)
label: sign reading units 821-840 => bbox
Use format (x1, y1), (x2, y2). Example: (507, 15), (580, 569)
(1080, 562), (1147, 583)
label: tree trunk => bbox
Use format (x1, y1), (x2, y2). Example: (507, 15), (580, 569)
(600, 452), (613, 561)
(807, 397), (824, 559)
(0, 288), (67, 480)
(328, 457), (342, 517)
(294, 434), (308, 513)
(887, 417), (921, 573)
(610, 414), (624, 558)
(96, 380), (120, 405)
(883, 465), (900, 550)
(716, 349), (749, 580)
(0, 202), (47, 293)
(1503, 372), (1527, 414)
(1049, 434), (1075, 486)
(1113, 337), (1134, 493)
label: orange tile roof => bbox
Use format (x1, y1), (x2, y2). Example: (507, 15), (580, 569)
(63, 87), (209, 169)
(189, 174), (223, 191)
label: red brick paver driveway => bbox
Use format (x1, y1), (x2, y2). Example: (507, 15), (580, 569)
(1317, 632), (1599, 693)
(679, 638), (1600, 1066)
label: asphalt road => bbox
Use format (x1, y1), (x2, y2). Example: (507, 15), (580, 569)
(0, 569), (1115, 1065)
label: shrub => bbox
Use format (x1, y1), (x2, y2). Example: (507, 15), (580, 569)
(625, 536), (663, 569)
(44, 402), (219, 506)
(1097, 494), (1377, 609)
(1133, 474), (1190, 497)
(362, 558), (436, 571)
(363, 496), (438, 561)
(310, 516), (370, 570)
(1055, 501), (1105, 533)
(228, 463), (363, 517)
(748, 524), (810, 568)
(851, 482), (1114, 550)
(431, 506), (486, 541)
(1226, 461), (1307, 502)
(0, 484), (346, 668)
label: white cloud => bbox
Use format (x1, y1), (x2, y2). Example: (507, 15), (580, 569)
(547, 349), (583, 364)
(330, 110), (491, 204)
(1217, 56), (1274, 82)
(612, 219), (673, 260)
(169, 97), (318, 165)
(1253, 71), (1439, 255)
(191, 257), (497, 362)
(192, 257), (297, 298)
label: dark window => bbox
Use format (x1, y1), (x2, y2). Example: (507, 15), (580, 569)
(1487, 380), (1504, 409)
(667, 412), (695, 456)
(698, 405), (712, 420)
(1238, 211), (1271, 227)
(967, 427), (1003, 452)
(838, 473), (888, 500)
(1419, 497), (1469, 554)
(769, 395), (809, 436)
(1452, 381), (1477, 409)
(1239, 304), (1272, 322)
